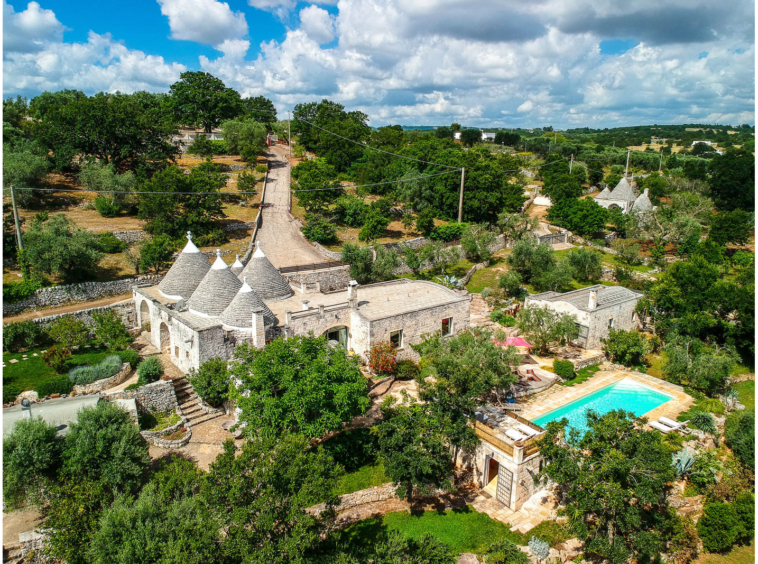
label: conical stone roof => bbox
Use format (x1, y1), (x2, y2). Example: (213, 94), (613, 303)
(187, 250), (243, 317)
(609, 176), (636, 202)
(595, 186), (611, 200)
(632, 190), (652, 213)
(230, 254), (244, 277)
(238, 242), (293, 301)
(158, 232), (211, 300)
(220, 277), (276, 329)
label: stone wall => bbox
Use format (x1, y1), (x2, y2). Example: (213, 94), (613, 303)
(307, 483), (396, 516)
(72, 362), (131, 395)
(569, 353), (606, 370)
(585, 299), (642, 350)
(19, 530), (52, 563)
(312, 242), (343, 261)
(283, 265), (351, 292)
(21, 301), (137, 331)
(102, 379), (177, 414)
(112, 230), (149, 244)
(3, 275), (162, 316)
(224, 221), (257, 232)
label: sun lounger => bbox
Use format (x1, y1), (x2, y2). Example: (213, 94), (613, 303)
(517, 424), (539, 438)
(505, 429), (527, 442)
(650, 421), (674, 433)
(502, 404), (522, 411)
(659, 417), (688, 430)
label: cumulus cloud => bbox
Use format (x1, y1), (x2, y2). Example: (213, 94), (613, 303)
(299, 5), (335, 44)
(3, 0), (66, 53)
(157, 0), (248, 55)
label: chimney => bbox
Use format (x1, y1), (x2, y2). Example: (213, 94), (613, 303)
(588, 290), (597, 310)
(347, 280), (358, 300)
(301, 300), (310, 311)
(644, 187), (649, 197)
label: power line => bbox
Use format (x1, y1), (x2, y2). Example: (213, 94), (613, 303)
(3, 187), (259, 195)
(292, 170), (460, 192)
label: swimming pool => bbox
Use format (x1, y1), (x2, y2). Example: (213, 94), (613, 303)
(533, 378), (672, 437)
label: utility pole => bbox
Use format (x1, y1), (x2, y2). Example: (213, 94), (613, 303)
(10, 186), (23, 250)
(569, 154), (573, 174)
(457, 168), (465, 223)
(625, 148), (631, 178)
(659, 149), (663, 172)
(288, 111), (292, 158)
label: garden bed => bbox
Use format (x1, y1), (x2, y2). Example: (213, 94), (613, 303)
(140, 408), (190, 448)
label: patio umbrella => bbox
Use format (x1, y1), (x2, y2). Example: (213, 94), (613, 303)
(504, 337), (532, 348)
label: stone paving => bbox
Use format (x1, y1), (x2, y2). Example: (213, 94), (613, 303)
(471, 488), (558, 533)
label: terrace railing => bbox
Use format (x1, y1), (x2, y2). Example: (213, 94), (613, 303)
(279, 261), (350, 274)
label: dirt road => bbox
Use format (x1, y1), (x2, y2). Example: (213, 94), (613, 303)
(255, 146), (327, 268)
(3, 294), (133, 323)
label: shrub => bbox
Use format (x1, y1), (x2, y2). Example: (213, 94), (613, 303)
(553, 359), (576, 380)
(3, 384), (21, 404)
(93, 196), (120, 218)
(601, 329), (650, 367)
(140, 233), (176, 274)
(68, 354), (123, 386)
(188, 357), (229, 408)
(116, 349), (141, 368)
(240, 145), (257, 162)
(42, 346), (73, 373)
(92, 309), (133, 350)
(194, 229), (226, 247)
(137, 356), (164, 383)
(97, 232), (126, 254)
(320, 427), (379, 472)
(301, 215), (338, 244)
(3, 319), (47, 351)
(47, 316), (90, 348)
(124, 383), (140, 391)
(35, 374), (73, 397)
(485, 539), (529, 564)
(498, 271), (523, 296)
(359, 212), (391, 242)
(429, 222), (466, 242)
(416, 209), (435, 237)
(396, 360), (420, 381)
(734, 492), (755, 543)
(697, 502), (740, 553)
(254, 164), (268, 173)
(690, 451), (721, 491)
(3, 278), (43, 304)
(369, 342), (397, 375)
(725, 410), (754, 470)
(529, 537), (550, 561)
(689, 411), (717, 435)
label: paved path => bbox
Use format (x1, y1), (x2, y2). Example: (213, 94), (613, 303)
(3, 294), (133, 323)
(255, 146), (327, 268)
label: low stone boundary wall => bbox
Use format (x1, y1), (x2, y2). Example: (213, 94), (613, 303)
(313, 241), (343, 261)
(3, 275), (162, 316)
(19, 530), (52, 563)
(102, 379), (178, 414)
(148, 428), (192, 448)
(460, 260), (489, 286)
(140, 406), (191, 448)
(72, 362), (131, 395)
(283, 265), (351, 292)
(19, 302), (137, 331)
(224, 221), (257, 231)
(112, 230), (149, 244)
(569, 353), (605, 371)
(307, 483), (396, 516)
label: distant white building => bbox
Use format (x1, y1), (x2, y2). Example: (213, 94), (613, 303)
(594, 177), (653, 215)
(691, 140), (714, 146)
(482, 131), (496, 141)
(454, 132), (461, 140)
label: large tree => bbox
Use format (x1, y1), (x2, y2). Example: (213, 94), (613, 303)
(537, 411), (677, 564)
(516, 306), (579, 354)
(137, 159), (226, 237)
(291, 157), (342, 213)
(229, 336), (370, 439)
(547, 197), (607, 236)
(35, 92), (179, 172)
(708, 209), (753, 246)
(220, 117), (268, 155)
(241, 95), (277, 124)
(708, 149), (755, 211)
(168, 71), (242, 133)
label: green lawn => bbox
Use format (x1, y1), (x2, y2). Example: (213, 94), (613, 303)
(335, 462), (391, 496)
(560, 364), (601, 387)
(734, 381), (755, 410)
(696, 542), (755, 564)
(3, 344), (111, 393)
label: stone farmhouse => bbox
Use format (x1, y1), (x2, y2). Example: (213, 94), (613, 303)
(594, 176), (653, 214)
(134, 234), (471, 372)
(524, 285), (644, 350)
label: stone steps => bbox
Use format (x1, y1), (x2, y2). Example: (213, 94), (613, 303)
(3, 545), (22, 564)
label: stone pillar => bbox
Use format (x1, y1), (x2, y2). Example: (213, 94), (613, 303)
(285, 309), (292, 325)
(318, 304), (325, 316)
(302, 300), (310, 311)
(252, 311), (265, 349)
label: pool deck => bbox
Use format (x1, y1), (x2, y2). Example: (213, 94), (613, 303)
(520, 368), (694, 425)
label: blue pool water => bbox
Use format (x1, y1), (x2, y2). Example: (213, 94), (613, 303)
(533, 379), (672, 437)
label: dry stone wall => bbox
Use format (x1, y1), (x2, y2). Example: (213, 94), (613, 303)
(72, 362), (131, 395)
(3, 275), (162, 316)
(112, 230), (149, 244)
(21, 301), (137, 330)
(307, 483), (396, 516)
(103, 379), (177, 414)
(283, 266), (351, 292)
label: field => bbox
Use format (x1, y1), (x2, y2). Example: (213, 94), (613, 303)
(334, 462), (391, 496)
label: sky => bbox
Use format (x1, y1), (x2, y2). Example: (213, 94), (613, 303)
(3, 0), (755, 128)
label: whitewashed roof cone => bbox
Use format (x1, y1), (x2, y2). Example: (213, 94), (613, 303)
(158, 231), (211, 300)
(238, 242), (293, 301)
(609, 176), (636, 202)
(220, 277), (276, 328)
(187, 249), (243, 317)
(632, 188), (652, 213)
(595, 186), (611, 200)
(231, 254), (244, 277)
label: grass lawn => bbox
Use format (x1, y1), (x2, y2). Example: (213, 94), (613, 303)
(3, 344), (112, 392)
(334, 462), (391, 496)
(560, 364), (601, 387)
(696, 542), (755, 564)
(734, 381), (754, 410)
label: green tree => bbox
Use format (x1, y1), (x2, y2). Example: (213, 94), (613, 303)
(537, 410), (677, 564)
(662, 336), (737, 397)
(168, 71), (241, 133)
(506, 238), (555, 283)
(139, 233), (177, 273)
(498, 270), (523, 296)
(3, 417), (62, 509)
(516, 306), (579, 355)
(47, 316), (90, 348)
(61, 401), (150, 493)
(359, 211), (391, 242)
(460, 224), (496, 262)
(291, 157), (342, 213)
(601, 329), (650, 367)
(497, 212), (538, 244)
(611, 238), (641, 265)
(697, 502), (740, 553)
(138, 160), (226, 237)
(221, 117), (268, 155)
(708, 209), (753, 246)
(567, 247), (602, 282)
(2, 142), (50, 204)
(230, 336), (370, 439)
(78, 161), (137, 210)
(374, 400), (453, 504)
(547, 197), (607, 236)
(241, 95), (277, 124)
(203, 435), (341, 563)
(29, 89), (86, 120)
(708, 149), (755, 211)
(301, 214), (339, 244)
(725, 410), (754, 471)
(416, 208), (436, 237)
(531, 260), (575, 292)
(542, 173), (583, 202)
(23, 214), (104, 282)
(188, 357), (229, 408)
(342, 242), (375, 283)
(460, 129), (482, 147)
(92, 309), (133, 350)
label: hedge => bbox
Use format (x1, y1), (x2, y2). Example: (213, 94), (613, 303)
(35, 375), (73, 397)
(553, 359), (576, 380)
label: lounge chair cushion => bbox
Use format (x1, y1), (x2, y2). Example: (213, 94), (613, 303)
(650, 421), (673, 433)
(517, 424), (538, 437)
(505, 429), (527, 442)
(659, 416), (684, 428)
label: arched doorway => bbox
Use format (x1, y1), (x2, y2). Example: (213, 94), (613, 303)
(139, 301), (150, 331)
(324, 326), (348, 348)
(159, 322), (170, 353)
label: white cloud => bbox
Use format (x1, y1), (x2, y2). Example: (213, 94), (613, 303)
(517, 100), (533, 113)
(157, 0), (248, 55)
(299, 5), (335, 44)
(3, 0), (66, 53)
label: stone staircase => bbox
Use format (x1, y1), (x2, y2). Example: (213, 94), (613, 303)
(173, 378), (226, 428)
(3, 543), (22, 564)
